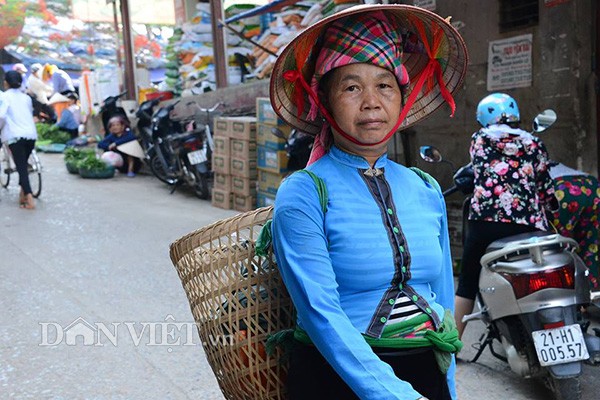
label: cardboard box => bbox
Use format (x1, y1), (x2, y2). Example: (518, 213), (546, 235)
(214, 173), (231, 191)
(213, 117), (230, 137)
(230, 157), (257, 178)
(256, 190), (277, 208)
(213, 136), (230, 156)
(212, 154), (230, 175)
(233, 194), (256, 212)
(230, 138), (257, 160)
(257, 122), (290, 150)
(231, 175), (257, 197)
(258, 168), (285, 196)
(212, 188), (233, 210)
(256, 97), (286, 126)
(228, 116), (257, 141)
(257, 146), (289, 174)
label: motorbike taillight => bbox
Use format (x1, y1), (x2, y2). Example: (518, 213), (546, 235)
(501, 264), (575, 299)
(183, 139), (200, 151)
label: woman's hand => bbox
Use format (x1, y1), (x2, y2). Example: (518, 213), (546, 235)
(108, 143), (116, 150)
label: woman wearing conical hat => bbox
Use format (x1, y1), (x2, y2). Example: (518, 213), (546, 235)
(269, 5), (468, 399)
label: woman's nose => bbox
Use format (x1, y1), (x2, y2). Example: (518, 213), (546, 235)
(361, 88), (381, 109)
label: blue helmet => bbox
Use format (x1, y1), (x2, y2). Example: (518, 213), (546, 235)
(476, 93), (520, 127)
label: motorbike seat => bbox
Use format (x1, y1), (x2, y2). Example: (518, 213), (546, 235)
(166, 131), (200, 143)
(485, 230), (555, 254)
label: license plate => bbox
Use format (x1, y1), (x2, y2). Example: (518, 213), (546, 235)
(187, 149), (207, 165)
(532, 324), (589, 366)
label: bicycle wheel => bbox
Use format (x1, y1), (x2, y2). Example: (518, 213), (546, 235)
(0, 146), (10, 188)
(28, 151), (42, 198)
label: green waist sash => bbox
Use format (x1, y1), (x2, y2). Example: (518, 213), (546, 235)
(291, 309), (462, 374)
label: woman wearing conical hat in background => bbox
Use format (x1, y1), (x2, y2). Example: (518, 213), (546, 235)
(269, 4), (468, 400)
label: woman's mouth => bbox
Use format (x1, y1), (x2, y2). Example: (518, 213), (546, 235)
(357, 119), (386, 129)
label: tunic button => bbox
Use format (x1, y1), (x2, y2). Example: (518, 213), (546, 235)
(388, 298), (395, 305)
(401, 266), (407, 273)
(412, 295), (418, 302)
(400, 246), (404, 252)
(398, 283), (403, 289)
(387, 208), (393, 215)
(393, 227), (399, 234)
(380, 317), (387, 323)
(426, 308), (432, 314)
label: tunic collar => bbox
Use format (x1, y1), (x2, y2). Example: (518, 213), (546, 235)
(328, 145), (389, 170)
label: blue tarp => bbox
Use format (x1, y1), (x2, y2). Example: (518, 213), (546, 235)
(224, 0), (299, 24)
(3, 48), (81, 72)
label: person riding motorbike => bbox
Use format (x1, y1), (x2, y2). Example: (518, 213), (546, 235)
(454, 93), (559, 340)
(26, 63), (56, 123)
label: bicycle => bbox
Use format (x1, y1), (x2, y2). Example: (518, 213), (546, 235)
(0, 143), (43, 198)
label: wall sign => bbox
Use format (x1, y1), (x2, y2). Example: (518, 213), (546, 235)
(487, 34), (533, 91)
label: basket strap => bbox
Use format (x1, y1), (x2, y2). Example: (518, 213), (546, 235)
(409, 166), (442, 194)
(297, 169), (328, 213)
(255, 170), (327, 257)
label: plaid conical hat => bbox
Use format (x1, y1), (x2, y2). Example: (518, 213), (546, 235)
(270, 4), (469, 135)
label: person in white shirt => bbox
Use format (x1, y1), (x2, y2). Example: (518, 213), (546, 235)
(26, 63), (56, 122)
(0, 71), (38, 210)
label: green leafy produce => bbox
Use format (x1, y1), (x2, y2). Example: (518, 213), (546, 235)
(36, 123), (71, 144)
(64, 148), (95, 174)
(78, 153), (111, 172)
(63, 147), (95, 164)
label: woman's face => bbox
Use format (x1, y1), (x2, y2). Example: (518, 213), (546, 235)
(108, 120), (125, 135)
(323, 63), (402, 158)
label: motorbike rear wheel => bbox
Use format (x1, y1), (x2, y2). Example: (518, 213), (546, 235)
(193, 169), (210, 200)
(149, 151), (176, 185)
(546, 376), (581, 400)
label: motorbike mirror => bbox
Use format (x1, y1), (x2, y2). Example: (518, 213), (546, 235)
(532, 109), (557, 133)
(271, 127), (287, 140)
(419, 146), (443, 163)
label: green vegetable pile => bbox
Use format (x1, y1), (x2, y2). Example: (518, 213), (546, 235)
(36, 123), (70, 144)
(77, 152), (112, 172)
(63, 147), (96, 174)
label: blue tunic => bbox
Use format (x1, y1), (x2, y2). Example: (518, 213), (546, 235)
(272, 145), (456, 400)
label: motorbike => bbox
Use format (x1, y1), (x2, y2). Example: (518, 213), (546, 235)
(30, 94), (57, 123)
(419, 110), (600, 400)
(270, 127), (313, 172)
(99, 92), (130, 134)
(148, 100), (221, 199)
(135, 98), (160, 154)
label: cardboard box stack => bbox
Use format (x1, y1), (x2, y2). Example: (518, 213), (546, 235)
(211, 116), (258, 212)
(212, 117), (233, 209)
(256, 97), (290, 208)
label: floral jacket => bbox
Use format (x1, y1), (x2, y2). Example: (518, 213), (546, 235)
(468, 125), (556, 230)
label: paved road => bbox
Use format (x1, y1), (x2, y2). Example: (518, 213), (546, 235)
(1, 152), (598, 399)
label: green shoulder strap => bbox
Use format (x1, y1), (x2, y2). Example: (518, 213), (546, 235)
(297, 169), (328, 214)
(409, 166), (442, 194)
(255, 169), (327, 257)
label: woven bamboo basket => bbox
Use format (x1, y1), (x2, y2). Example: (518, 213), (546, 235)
(169, 206), (294, 400)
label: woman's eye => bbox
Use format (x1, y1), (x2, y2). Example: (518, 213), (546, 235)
(344, 85), (359, 92)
